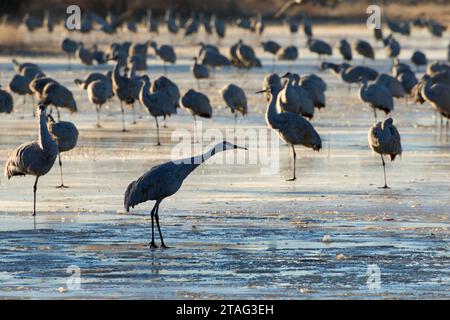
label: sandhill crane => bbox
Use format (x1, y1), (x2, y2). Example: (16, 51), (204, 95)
(148, 9), (159, 34)
(150, 76), (180, 125)
(391, 59), (418, 96)
(288, 17), (299, 34)
(426, 19), (446, 38)
(166, 10), (179, 35)
(261, 41), (281, 70)
(235, 40), (262, 69)
(353, 40), (375, 63)
(301, 14), (313, 38)
(280, 72), (314, 120)
(46, 114), (78, 188)
(387, 18), (410, 36)
(322, 62), (378, 90)
(192, 57), (209, 89)
(298, 74), (327, 110)
(87, 79), (110, 128)
(74, 72), (111, 91)
(198, 47), (230, 79)
(411, 51), (427, 69)
(185, 15), (200, 37)
(30, 77), (57, 100)
(0, 85), (13, 114)
(61, 38), (79, 69)
(375, 73), (405, 98)
(308, 38), (332, 60)
(128, 42), (149, 71)
(139, 75), (176, 146)
(336, 39), (352, 62)
(426, 61), (450, 76)
(359, 78), (394, 121)
(212, 15), (225, 40)
(180, 89), (212, 131)
(150, 42), (176, 74)
(383, 35), (401, 61)
(276, 46), (299, 62)
(368, 118), (402, 188)
(112, 60), (134, 131)
(220, 84), (248, 131)
(124, 140), (246, 248)
(262, 73), (283, 102)
(41, 82), (77, 121)
(12, 59), (40, 74)
(4, 104), (58, 216)
(77, 44), (94, 67)
(9, 74), (32, 118)
(420, 74), (450, 126)
(256, 84), (321, 181)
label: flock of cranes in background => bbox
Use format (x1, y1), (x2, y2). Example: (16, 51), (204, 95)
(0, 2), (450, 246)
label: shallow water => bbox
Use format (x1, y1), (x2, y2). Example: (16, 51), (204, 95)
(0, 24), (449, 299)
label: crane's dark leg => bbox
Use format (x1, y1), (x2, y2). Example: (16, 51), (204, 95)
(155, 202), (167, 248)
(120, 101), (127, 132)
(57, 108), (61, 122)
(234, 113), (237, 133)
(32, 176), (39, 216)
(56, 152), (68, 188)
(149, 202), (158, 248)
(155, 117), (161, 146)
(197, 78), (200, 90)
(373, 108), (378, 122)
(379, 155), (389, 189)
(286, 145), (297, 181)
(31, 95), (35, 117)
(132, 103), (136, 124)
(21, 95), (26, 119)
(163, 63), (167, 76)
(96, 105), (101, 128)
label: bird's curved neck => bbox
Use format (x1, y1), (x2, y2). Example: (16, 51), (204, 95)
(265, 89), (282, 128)
(39, 111), (54, 151)
(421, 78), (434, 102)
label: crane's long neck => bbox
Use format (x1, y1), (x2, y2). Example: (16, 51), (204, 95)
(39, 110), (54, 152)
(265, 89), (282, 129)
(179, 145), (224, 179)
(421, 78), (435, 103)
(359, 81), (368, 101)
(112, 62), (123, 87)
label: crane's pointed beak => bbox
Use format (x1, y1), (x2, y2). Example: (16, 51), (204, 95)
(234, 145), (248, 150)
(255, 89), (267, 94)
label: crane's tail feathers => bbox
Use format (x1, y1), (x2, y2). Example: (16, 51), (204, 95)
(124, 180), (136, 213)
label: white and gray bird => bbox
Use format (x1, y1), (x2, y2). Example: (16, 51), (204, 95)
(124, 140), (246, 248)
(353, 39), (375, 62)
(420, 74), (450, 125)
(4, 104), (58, 216)
(180, 89), (212, 133)
(262, 73), (283, 102)
(276, 46), (299, 61)
(336, 39), (352, 62)
(87, 79), (111, 128)
(46, 114), (78, 188)
(368, 118), (402, 188)
(279, 72), (315, 119)
(256, 84), (321, 181)
(307, 38), (332, 60)
(220, 84), (248, 131)
(8, 74), (32, 118)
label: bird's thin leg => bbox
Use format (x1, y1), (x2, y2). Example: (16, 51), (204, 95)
(155, 202), (167, 248)
(96, 105), (101, 128)
(155, 117), (161, 146)
(149, 202), (158, 248)
(234, 113), (237, 133)
(197, 78), (200, 90)
(57, 108), (61, 122)
(164, 63), (167, 76)
(21, 95), (26, 119)
(120, 101), (126, 132)
(271, 56), (275, 73)
(56, 152), (68, 188)
(286, 145), (297, 181)
(31, 95), (35, 117)
(379, 155), (389, 189)
(373, 108), (378, 123)
(32, 176), (39, 216)
(132, 103), (136, 124)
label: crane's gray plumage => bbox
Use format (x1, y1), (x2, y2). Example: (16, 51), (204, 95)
(411, 51), (427, 68)
(336, 39), (352, 61)
(46, 114), (78, 188)
(375, 73), (405, 98)
(181, 89), (212, 120)
(298, 74), (327, 109)
(263, 73), (282, 102)
(192, 57), (209, 88)
(257, 84), (321, 181)
(30, 77), (57, 100)
(150, 42), (176, 74)
(308, 38), (332, 59)
(87, 79), (111, 127)
(261, 41), (281, 56)
(383, 35), (401, 59)
(359, 78), (394, 120)
(4, 104), (58, 215)
(368, 118), (402, 188)
(213, 15), (225, 39)
(124, 140), (246, 248)
(0, 85), (13, 114)
(353, 40), (375, 60)
(279, 72), (314, 119)
(276, 46), (298, 61)
(220, 84), (248, 130)
(41, 82), (77, 121)
(420, 74), (450, 120)
(139, 75), (177, 146)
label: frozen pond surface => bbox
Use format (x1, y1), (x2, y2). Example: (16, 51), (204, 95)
(0, 24), (449, 299)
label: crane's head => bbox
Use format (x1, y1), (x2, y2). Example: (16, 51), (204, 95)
(280, 72), (292, 79)
(37, 103), (46, 113)
(215, 140), (248, 152)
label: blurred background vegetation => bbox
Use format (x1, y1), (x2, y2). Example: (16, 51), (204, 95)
(0, 0), (449, 22)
